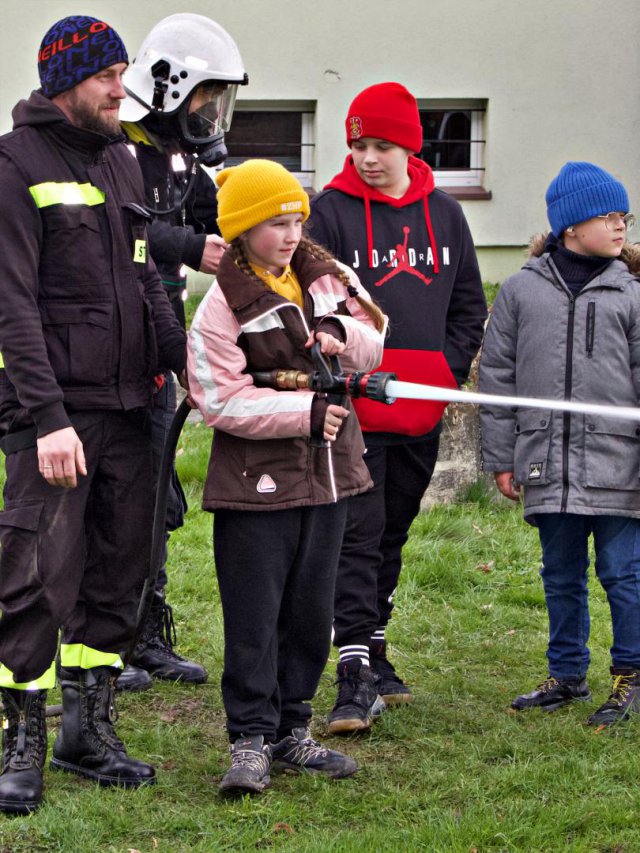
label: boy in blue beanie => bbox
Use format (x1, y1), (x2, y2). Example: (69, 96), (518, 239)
(479, 161), (640, 726)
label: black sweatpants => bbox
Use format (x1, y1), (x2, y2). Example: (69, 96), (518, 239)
(0, 411), (153, 683)
(333, 432), (440, 649)
(214, 501), (348, 742)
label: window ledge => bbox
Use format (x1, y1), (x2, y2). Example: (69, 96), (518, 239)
(440, 186), (492, 201)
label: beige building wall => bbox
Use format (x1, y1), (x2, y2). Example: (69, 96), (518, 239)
(3, 0), (639, 284)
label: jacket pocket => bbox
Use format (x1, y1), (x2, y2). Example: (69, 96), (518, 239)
(242, 437), (310, 504)
(39, 300), (113, 385)
(583, 415), (640, 490)
(513, 409), (552, 486)
(40, 205), (106, 284)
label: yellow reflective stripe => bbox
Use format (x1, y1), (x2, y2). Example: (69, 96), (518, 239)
(60, 643), (123, 670)
(0, 353), (4, 368)
(29, 181), (105, 208)
(0, 661), (56, 690)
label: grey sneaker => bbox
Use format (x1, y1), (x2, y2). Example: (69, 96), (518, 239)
(272, 727), (357, 778)
(511, 676), (591, 711)
(219, 735), (272, 796)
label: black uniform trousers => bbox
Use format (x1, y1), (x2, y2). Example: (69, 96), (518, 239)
(0, 411), (153, 683)
(333, 431), (440, 649)
(214, 500), (348, 742)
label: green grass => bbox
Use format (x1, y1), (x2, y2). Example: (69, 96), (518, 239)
(2, 421), (638, 851)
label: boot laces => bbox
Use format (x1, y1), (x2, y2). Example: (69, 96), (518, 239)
(535, 677), (561, 694)
(84, 680), (125, 752)
(140, 603), (187, 662)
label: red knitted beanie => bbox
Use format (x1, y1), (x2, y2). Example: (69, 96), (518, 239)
(345, 82), (423, 153)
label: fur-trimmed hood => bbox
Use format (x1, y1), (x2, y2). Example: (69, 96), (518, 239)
(527, 231), (640, 276)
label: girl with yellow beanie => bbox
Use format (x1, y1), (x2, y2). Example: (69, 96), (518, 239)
(186, 159), (386, 795)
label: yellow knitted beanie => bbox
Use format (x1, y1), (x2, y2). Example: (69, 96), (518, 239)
(216, 159), (310, 243)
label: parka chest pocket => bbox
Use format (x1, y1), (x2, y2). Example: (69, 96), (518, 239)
(583, 416), (640, 490)
(513, 409), (552, 486)
(40, 205), (106, 284)
(122, 203), (151, 267)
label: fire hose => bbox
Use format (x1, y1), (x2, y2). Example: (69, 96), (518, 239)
(44, 351), (639, 717)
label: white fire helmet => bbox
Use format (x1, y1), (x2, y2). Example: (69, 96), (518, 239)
(120, 13), (248, 128)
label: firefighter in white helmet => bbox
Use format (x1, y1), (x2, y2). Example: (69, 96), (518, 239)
(116, 14), (248, 691)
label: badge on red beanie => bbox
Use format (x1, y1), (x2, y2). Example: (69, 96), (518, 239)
(348, 116), (364, 140)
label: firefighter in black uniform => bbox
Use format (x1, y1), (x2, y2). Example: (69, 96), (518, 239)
(115, 13), (249, 690)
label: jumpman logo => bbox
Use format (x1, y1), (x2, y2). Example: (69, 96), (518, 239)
(374, 226), (432, 287)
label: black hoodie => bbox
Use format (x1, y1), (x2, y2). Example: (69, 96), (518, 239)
(309, 155), (487, 440)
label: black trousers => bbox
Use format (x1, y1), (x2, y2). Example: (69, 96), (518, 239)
(333, 433), (440, 649)
(214, 501), (347, 742)
(0, 411), (153, 683)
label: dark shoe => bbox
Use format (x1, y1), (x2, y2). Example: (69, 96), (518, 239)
(511, 676), (591, 711)
(50, 666), (156, 788)
(132, 598), (208, 684)
(370, 643), (414, 706)
(0, 688), (47, 814)
(115, 664), (153, 693)
(587, 669), (640, 727)
(272, 727), (357, 778)
(327, 659), (385, 735)
(219, 736), (272, 796)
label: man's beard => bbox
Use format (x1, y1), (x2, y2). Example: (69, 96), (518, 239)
(66, 95), (121, 138)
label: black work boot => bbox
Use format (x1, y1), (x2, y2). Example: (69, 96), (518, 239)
(115, 664), (153, 693)
(131, 595), (208, 684)
(327, 659), (385, 735)
(587, 668), (640, 727)
(0, 688), (47, 814)
(511, 676), (591, 711)
(370, 640), (414, 706)
(50, 667), (156, 787)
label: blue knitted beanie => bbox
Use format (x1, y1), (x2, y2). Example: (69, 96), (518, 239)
(546, 161), (629, 237)
(38, 16), (128, 98)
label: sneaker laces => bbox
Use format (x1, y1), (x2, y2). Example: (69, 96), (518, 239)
(280, 733), (328, 765)
(602, 674), (636, 710)
(534, 676), (561, 694)
(230, 745), (270, 774)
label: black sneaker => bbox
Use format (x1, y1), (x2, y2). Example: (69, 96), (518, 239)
(327, 659), (385, 735)
(219, 736), (272, 796)
(511, 676), (591, 711)
(587, 669), (640, 727)
(272, 727), (357, 778)
(370, 648), (414, 706)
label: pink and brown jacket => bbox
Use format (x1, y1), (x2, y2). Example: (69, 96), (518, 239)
(187, 247), (385, 511)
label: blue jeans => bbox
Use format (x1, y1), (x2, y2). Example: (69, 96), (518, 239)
(536, 514), (640, 679)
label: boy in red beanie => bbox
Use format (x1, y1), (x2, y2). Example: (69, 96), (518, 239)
(309, 81), (487, 733)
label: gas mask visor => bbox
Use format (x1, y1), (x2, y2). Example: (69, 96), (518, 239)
(179, 82), (238, 147)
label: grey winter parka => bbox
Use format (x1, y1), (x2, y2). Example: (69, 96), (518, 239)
(479, 238), (640, 521)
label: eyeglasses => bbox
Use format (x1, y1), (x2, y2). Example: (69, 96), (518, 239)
(596, 212), (636, 231)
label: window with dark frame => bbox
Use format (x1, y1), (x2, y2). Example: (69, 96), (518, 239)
(223, 107), (315, 186)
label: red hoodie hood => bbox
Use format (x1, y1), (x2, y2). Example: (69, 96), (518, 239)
(325, 155), (439, 272)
